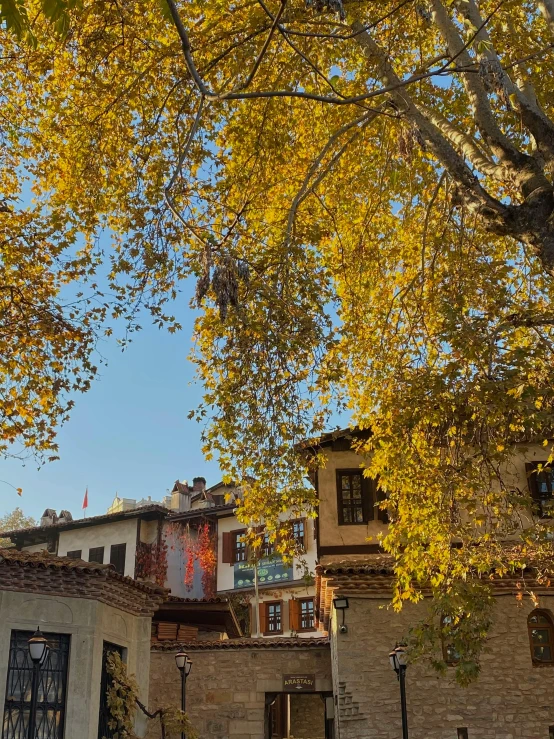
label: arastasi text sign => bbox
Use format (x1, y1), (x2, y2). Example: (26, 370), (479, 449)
(283, 674), (316, 692)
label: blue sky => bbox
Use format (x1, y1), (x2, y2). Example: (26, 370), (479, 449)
(0, 275), (222, 522)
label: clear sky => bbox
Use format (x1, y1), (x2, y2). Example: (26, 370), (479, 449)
(0, 275), (223, 522)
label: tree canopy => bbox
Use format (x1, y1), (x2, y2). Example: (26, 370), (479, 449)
(2, 0), (554, 662)
(0, 507), (37, 547)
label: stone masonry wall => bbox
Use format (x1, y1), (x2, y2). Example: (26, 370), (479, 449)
(147, 644), (332, 739)
(290, 693), (326, 739)
(332, 594), (554, 739)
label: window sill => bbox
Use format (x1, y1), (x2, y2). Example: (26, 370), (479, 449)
(532, 660), (554, 667)
(297, 627), (317, 633)
(263, 630), (283, 636)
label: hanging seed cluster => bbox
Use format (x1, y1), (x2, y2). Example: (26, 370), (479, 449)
(479, 58), (511, 109)
(195, 247), (250, 320)
(305, 0), (346, 21)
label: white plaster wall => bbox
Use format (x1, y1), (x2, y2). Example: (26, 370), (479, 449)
(0, 589), (152, 739)
(216, 514), (318, 593)
(57, 518), (138, 577)
(253, 584), (317, 638)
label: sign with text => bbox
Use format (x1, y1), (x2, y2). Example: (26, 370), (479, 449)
(233, 556), (293, 589)
(283, 674), (316, 692)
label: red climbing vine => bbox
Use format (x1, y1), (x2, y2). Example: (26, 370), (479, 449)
(196, 522), (217, 598)
(166, 520), (217, 597)
(135, 537), (168, 587)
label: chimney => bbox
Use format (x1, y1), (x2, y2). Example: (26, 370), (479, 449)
(58, 510), (73, 524)
(192, 477), (207, 494)
(40, 509), (58, 527)
(171, 480), (191, 512)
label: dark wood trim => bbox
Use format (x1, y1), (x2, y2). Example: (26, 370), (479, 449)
(296, 596), (316, 632)
(134, 518), (141, 579)
(230, 528), (248, 564)
(315, 469), (321, 557)
(318, 544), (384, 555)
(262, 599), (284, 636)
(336, 469), (375, 526)
(528, 608), (554, 666)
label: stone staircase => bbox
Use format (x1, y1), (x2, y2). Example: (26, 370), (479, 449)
(337, 681), (366, 722)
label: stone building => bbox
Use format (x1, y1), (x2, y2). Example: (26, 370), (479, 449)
(0, 547), (165, 739)
(311, 428), (554, 739)
(146, 638), (333, 739)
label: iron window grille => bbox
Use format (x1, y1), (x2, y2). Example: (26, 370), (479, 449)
(65, 551), (81, 560)
(2, 630), (70, 739)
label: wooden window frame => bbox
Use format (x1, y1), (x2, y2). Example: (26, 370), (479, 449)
(262, 600), (283, 635)
(336, 469), (373, 525)
(231, 529), (248, 563)
(291, 519), (307, 552)
(110, 543), (127, 576)
(528, 609), (554, 666)
(297, 597), (316, 632)
(262, 531), (275, 558)
(66, 549), (82, 560)
(88, 546), (104, 564)
(526, 462), (554, 518)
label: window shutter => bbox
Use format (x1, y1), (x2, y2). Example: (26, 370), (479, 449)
(289, 599), (300, 631)
(279, 600), (286, 633)
(66, 550), (81, 560)
(110, 543), (126, 575)
(88, 546), (105, 564)
(259, 602), (268, 634)
(222, 532), (233, 564)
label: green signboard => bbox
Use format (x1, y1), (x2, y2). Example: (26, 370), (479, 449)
(234, 556), (293, 589)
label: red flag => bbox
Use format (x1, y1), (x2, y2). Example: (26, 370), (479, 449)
(82, 488), (88, 511)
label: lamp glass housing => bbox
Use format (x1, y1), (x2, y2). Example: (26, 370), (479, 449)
(28, 628), (48, 665)
(395, 645), (408, 667)
(333, 597), (349, 610)
(175, 652), (193, 675)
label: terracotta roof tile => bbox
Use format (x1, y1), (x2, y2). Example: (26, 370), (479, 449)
(151, 637), (329, 651)
(0, 548), (166, 616)
(167, 595), (229, 604)
(0, 504), (168, 539)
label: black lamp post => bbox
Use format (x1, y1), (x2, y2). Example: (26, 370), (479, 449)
(389, 644), (409, 739)
(27, 627), (50, 739)
(175, 651), (192, 739)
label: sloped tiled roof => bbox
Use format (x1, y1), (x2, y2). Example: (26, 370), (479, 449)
(0, 548), (166, 616)
(0, 504), (168, 542)
(151, 637), (329, 651)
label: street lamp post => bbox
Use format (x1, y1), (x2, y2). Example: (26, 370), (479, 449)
(389, 644), (409, 739)
(175, 651), (193, 739)
(27, 628), (50, 739)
